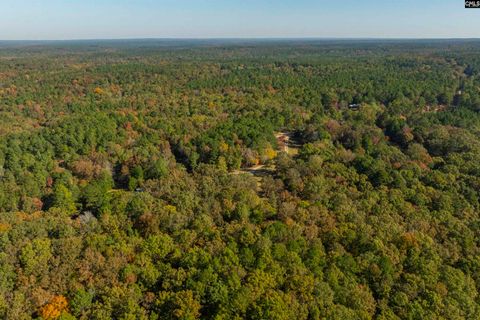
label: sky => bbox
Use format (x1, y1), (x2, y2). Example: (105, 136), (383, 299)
(0, 0), (479, 40)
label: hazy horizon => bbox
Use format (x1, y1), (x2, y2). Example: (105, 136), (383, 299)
(1, 37), (480, 42)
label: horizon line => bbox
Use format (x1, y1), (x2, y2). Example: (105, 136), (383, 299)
(1, 36), (480, 42)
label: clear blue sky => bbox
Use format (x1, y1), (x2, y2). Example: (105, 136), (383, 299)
(0, 0), (479, 40)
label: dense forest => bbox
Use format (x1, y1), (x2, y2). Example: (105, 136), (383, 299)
(1, 39), (480, 319)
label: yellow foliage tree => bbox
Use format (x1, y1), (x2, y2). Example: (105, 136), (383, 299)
(93, 87), (104, 95)
(39, 295), (68, 319)
(219, 141), (229, 153)
(0, 223), (10, 232)
(261, 145), (277, 162)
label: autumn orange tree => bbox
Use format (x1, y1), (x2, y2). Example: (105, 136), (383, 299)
(39, 296), (68, 319)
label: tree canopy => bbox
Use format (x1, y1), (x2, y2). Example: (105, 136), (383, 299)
(0, 39), (480, 319)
